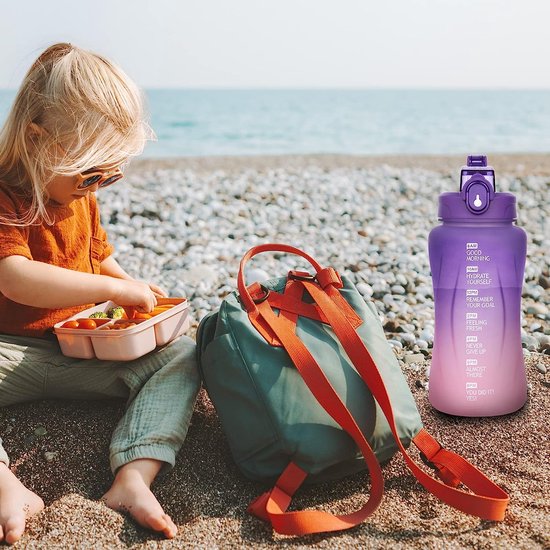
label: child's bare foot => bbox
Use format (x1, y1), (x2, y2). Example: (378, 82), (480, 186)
(0, 463), (44, 545)
(101, 459), (177, 539)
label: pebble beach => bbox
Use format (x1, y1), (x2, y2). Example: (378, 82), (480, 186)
(1, 153), (549, 548)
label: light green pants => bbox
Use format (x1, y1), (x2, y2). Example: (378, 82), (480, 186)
(0, 333), (200, 474)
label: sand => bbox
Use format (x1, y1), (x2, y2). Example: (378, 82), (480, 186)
(1, 356), (547, 549)
(1, 154), (549, 549)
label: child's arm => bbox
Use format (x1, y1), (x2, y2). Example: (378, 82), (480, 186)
(100, 256), (168, 297)
(0, 255), (157, 311)
(100, 255), (134, 280)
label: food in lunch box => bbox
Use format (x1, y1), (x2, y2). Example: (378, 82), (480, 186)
(89, 311), (109, 319)
(60, 319), (97, 330)
(107, 306), (126, 319)
(133, 312), (152, 319)
(78, 319), (97, 330)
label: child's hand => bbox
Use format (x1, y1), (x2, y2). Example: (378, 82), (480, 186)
(112, 279), (157, 313)
(148, 283), (168, 298)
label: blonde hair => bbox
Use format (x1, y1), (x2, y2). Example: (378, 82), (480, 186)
(0, 42), (155, 225)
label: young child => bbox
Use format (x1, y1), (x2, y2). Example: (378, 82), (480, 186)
(0, 43), (200, 544)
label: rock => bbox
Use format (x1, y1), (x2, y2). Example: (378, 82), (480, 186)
(384, 320), (400, 332)
(416, 339), (429, 350)
(404, 353), (425, 364)
(400, 333), (416, 345)
(395, 274), (408, 286)
(526, 303), (548, 316)
(420, 330), (434, 344)
(535, 363), (547, 374)
(356, 283), (374, 298)
(391, 285), (406, 295)
(388, 339), (403, 349)
(538, 274), (550, 289)
(523, 286), (543, 301)
(34, 426), (47, 437)
(522, 335), (539, 351)
(43, 451), (59, 462)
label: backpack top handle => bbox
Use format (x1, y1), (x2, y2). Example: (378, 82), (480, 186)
(237, 244), (324, 313)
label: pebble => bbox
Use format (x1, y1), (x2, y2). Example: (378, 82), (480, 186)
(400, 333), (416, 344)
(34, 426), (48, 436)
(384, 320), (400, 332)
(356, 283), (374, 298)
(522, 335), (539, 351)
(391, 285), (406, 295)
(94, 165), (549, 354)
(416, 339), (429, 350)
(535, 363), (547, 374)
(388, 339), (403, 349)
(43, 451), (59, 462)
(404, 353), (425, 364)
(420, 330), (434, 344)
(526, 303), (549, 316)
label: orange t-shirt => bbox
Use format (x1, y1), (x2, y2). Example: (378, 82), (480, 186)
(0, 185), (114, 338)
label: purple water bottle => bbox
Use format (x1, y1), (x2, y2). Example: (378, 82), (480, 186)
(428, 155), (527, 416)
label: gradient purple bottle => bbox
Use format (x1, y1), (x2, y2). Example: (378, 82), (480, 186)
(428, 155), (527, 416)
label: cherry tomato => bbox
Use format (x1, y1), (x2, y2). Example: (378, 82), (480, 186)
(77, 319), (97, 330)
(61, 320), (80, 329)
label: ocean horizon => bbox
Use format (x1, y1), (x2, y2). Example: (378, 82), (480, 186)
(1, 89), (550, 158)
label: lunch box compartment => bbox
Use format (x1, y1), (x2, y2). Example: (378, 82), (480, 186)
(54, 298), (189, 361)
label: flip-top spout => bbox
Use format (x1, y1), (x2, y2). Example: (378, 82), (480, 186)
(460, 155), (495, 214)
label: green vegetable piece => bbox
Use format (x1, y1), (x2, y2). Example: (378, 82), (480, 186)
(89, 312), (108, 319)
(107, 306), (125, 319)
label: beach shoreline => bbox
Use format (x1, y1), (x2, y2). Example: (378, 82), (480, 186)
(128, 152), (550, 176)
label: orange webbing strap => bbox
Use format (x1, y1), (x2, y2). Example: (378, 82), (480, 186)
(300, 279), (510, 521)
(247, 296), (385, 536)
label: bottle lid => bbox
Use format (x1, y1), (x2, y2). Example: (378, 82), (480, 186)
(439, 155), (517, 221)
(438, 192), (517, 221)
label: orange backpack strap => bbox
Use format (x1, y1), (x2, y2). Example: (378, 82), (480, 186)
(299, 278), (510, 521)
(247, 294), (385, 536)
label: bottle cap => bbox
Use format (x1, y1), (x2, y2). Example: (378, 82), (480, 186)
(439, 155), (517, 221)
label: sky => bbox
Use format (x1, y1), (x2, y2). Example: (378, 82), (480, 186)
(1, 0), (549, 90)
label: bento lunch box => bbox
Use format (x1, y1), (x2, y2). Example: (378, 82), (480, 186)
(53, 297), (190, 361)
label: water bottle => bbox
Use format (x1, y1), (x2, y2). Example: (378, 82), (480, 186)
(428, 155), (527, 416)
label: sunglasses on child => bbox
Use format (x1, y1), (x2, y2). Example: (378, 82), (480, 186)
(75, 166), (123, 190)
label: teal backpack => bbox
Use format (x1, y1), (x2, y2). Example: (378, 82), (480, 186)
(196, 244), (509, 536)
